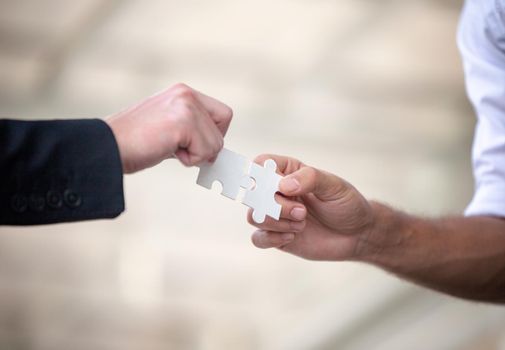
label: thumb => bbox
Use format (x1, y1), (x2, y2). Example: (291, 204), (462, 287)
(279, 166), (347, 201)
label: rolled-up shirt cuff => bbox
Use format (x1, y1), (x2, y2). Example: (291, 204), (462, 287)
(465, 182), (505, 218)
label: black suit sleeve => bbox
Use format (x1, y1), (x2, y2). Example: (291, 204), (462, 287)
(0, 119), (125, 225)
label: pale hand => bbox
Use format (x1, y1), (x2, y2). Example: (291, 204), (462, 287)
(106, 83), (233, 174)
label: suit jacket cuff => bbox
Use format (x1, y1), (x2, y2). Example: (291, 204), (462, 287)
(0, 119), (125, 225)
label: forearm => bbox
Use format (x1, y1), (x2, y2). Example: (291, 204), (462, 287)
(360, 202), (505, 303)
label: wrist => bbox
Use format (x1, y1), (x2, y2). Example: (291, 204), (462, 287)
(355, 201), (409, 264)
(104, 116), (128, 174)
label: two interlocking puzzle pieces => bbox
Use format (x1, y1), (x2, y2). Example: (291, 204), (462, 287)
(196, 148), (282, 223)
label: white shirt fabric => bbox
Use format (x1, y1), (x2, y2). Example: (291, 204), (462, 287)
(459, 0), (505, 217)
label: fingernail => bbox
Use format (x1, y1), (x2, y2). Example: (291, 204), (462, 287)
(281, 233), (295, 242)
(290, 221), (305, 232)
(282, 178), (300, 193)
(290, 207), (306, 221)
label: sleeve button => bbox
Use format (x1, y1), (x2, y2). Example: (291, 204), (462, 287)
(10, 194), (28, 213)
(64, 189), (82, 208)
(46, 190), (63, 209)
(28, 194), (46, 212)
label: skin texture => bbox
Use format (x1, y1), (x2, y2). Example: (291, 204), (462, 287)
(248, 154), (505, 303)
(106, 83), (233, 174)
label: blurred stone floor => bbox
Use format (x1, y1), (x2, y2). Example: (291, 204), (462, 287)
(1, 0), (505, 349)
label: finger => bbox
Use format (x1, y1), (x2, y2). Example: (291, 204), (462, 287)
(247, 209), (306, 232)
(175, 148), (216, 167)
(175, 149), (191, 166)
(279, 166), (347, 200)
(274, 194), (307, 221)
(253, 217), (306, 233)
(252, 154), (304, 175)
(186, 134), (221, 165)
(251, 230), (295, 249)
(199, 110), (225, 159)
(182, 133), (217, 166)
(193, 90), (233, 136)
(184, 108), (224, 165)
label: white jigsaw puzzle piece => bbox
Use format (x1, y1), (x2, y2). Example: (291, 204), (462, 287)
(241, 159), (282, 224)
(196, 148), (282, 224)
(197, 148), (252, 200)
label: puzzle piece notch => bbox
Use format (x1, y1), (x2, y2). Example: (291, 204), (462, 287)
(196, 148), (282, 224)
(241, 159), (282, 224)
(196, 148), (251, 200)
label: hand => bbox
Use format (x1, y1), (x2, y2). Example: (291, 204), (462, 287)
(248, 155), (376, 261)
(106, 83), (233, 174)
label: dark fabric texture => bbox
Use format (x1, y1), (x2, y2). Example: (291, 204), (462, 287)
(0, 119), (125, 225)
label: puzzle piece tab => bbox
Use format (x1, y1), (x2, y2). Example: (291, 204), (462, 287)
(196, 148), (282, 224)
(241, 159), (282, 224)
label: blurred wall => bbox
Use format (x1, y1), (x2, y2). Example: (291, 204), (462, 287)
(1, 0), (505, 349)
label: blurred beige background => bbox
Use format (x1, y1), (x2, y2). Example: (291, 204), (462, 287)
(1, 0), (505, 349)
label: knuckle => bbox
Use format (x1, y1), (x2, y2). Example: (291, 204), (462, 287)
(173, 132), (185, 148)
(223, 105), (233, 121)
(306, 166), (319, 183)
(175, 103), (196, 124)
(206, 151), (217, 161)
(214, 139), (224, 153)
(172, 85), (196, 102)
(205, 145), (218, 159)
(275, 194), (290, 207)
(171, 83), (191, 94)
(274, 220), (288, 231)
(207, 139), (222, 156)
(290, 220), (306, 232)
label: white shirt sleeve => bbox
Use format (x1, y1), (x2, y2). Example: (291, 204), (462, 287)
(459, 0), (505, 217)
